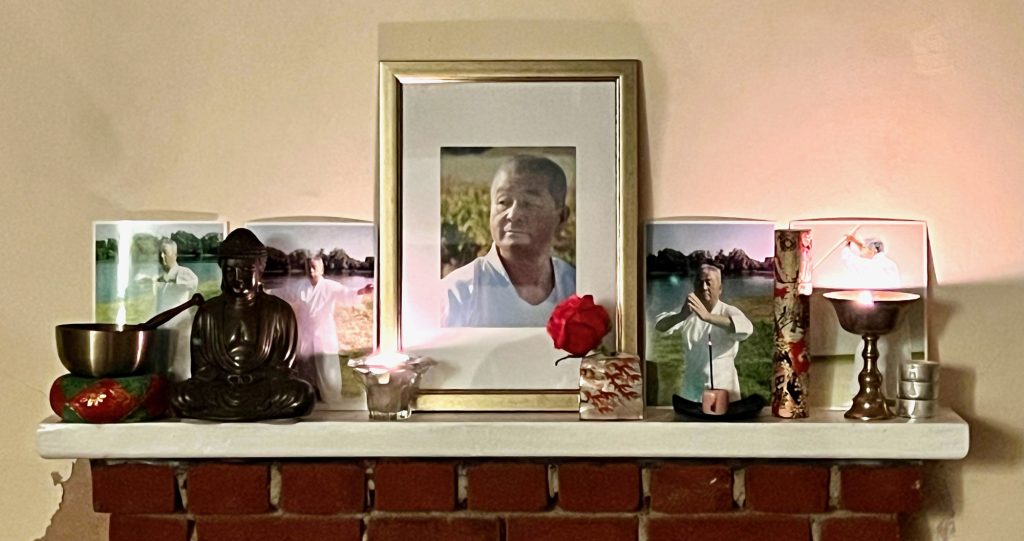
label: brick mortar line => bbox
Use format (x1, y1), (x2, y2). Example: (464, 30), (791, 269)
(733, 467), (746, 508)
(361, 510), (645, 519)
(829, 465), (842, 509)
(456, 463), (469, 504)
(141, 509), (900, 519)
(165, 509), (914, 518)
(94, 458), (925, 466)
(268, 463), (282, 508)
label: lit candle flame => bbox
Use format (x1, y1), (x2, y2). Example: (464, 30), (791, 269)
(366, 352), (410, 372)
(856, 290), (875, 306)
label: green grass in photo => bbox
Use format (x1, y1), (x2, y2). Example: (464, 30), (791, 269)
(95, 279), (222, 323)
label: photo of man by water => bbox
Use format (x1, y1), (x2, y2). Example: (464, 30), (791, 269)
(94, 221), (226, 380)
(439, 147), (576, 327)
(247, 222), (375, 409)
(645, 221), (775, 406)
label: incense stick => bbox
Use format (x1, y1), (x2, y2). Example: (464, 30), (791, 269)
(708, 337), (714, 389)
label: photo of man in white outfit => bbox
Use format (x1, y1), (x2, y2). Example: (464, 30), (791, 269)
(841, 234), (901, 289)
(276, 256), (372, 406)
(654, 265), (753, 402)
(154, 239), (200, 381)
(441, 154), (575, 327)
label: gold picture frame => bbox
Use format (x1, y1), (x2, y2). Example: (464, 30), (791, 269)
(377, 60), (638, 411)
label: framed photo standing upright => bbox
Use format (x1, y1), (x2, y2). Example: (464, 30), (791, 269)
(378, 60), (638, 411)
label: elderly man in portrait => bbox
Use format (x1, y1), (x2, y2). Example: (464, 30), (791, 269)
(442, 154), (576, 327)
(655, 264), (753, 402)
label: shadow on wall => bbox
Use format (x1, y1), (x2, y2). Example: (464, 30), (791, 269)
(926, 279), (1024, 538)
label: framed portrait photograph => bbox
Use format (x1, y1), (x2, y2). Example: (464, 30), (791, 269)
(246, 221), (375, 410)
(378, 60), (638, 411)
(789, 219), (928, 404)
(440, 146), (576, 327)
(93, 221), (226, 381)
(644, 220), (776, 407)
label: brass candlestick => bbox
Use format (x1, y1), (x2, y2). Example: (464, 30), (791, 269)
(824, 290), (920, 421)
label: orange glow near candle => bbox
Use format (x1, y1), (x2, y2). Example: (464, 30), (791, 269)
(856, 290), (875, 306)
(365, 352), (410, 372)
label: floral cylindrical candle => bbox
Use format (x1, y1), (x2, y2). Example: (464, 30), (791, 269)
(771, 229), (812, 418)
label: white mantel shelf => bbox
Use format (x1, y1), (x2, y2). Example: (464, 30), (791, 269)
(37, 407), (969, 461)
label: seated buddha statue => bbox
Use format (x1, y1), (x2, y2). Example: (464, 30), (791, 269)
(171, 228), (315, 421)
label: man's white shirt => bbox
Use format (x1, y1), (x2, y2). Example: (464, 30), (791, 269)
(154, 264), (200, 381)
(279, 279), (358, 357)
(155, 264), (199, 312)
(442, 244), (576, 327)
(656, 300), (753, 402)
(159, 264), (199, 289)
(841, 245), (901, 289)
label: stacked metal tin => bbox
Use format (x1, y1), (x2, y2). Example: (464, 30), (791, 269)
(897, 360), (940, 418)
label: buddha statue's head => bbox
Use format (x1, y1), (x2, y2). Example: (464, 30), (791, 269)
(217, 228), (268, 299)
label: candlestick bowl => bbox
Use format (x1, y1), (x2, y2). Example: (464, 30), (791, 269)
(824, 290), (920, 421)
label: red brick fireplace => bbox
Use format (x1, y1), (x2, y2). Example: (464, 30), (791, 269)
(92, 459), (926, 541)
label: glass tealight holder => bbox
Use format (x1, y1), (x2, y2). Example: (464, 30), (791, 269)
(347, 353), (436, 420)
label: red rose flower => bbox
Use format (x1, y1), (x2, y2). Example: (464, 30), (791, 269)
(547, 294), (611, 357)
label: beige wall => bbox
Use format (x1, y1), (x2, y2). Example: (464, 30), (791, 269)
(3, 1), (1022, 539)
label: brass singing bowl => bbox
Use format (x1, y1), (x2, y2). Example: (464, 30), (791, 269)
(55, 294), (204, 377)
(55, 323), (156, 377)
